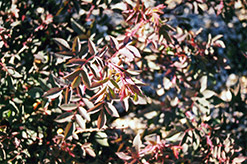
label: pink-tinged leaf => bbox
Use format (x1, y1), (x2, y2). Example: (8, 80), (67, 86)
(88, 39), (97, 55)
(97, 110), (106, 129)
(109, 36), (119, 50)
(43, 87), (63, 99)
(84, 147), (96, 157)
(87, 102), (103, 114)
(232, 156), (246, 163)
(64, 122), (75, 139)
(90, 85), (107, 100)
(75, 114), (86, 129)
(216, 0), (224, 16)
(98, 45), (108, 57)
(64, 68), (82, 81)
(105, 102), (119, 117)
(119, 47), (135, 62)
(116, 152), (132, 161)
(53, 38), (70, 50)
(81, 69), (91, 88)
(126, 45), (141, 58)
(67, 58), (86, 65)
(71, 75), (81, 88)
(133, 133), (142, 153)
(78, 84), (86, 97)
(60, 103), (78, 111)
(72, 36), (81, 53)
(54, 112), (74, 123)
(78, 107), (91, 122)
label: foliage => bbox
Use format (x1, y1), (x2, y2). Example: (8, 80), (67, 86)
(0, 0), (247, 163)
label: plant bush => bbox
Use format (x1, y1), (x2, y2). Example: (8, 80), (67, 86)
(0, 0), (247, 163)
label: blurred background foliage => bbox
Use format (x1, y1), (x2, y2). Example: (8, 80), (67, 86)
(0, 0), (247, 163)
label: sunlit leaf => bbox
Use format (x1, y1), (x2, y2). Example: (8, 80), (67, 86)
(84, 147), (96, 157)
(109, 36), (119, 50)
(95, 131), (109, 147)
(88, 39), (97, 55)
(78, 107), (91, 122)
(81, 69), (91, 88)
(43, 87), (63, 99)
(133, 133), (142, 153)
(60, 103), (78, 111)
(53, 38), (70, 50)
(72, 36), (81, 53)
(110, 79), (120, 89)
(105, 102), (119, 117)
(126, 45), (141, 58)
(75, 114), (86, 129)
(116, 152), (132, 161)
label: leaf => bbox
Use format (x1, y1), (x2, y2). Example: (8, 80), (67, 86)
(109, 36), (119, 50)
(88, 39), (97, 55)
(95, 131), (109, 147)
(126, 45), (141, 58)
(133, 133), (142, 153)
(202, 90), (215, 99)
(71, 75), (81, 88)
(64, 122), (75, 139)
(43, 87), (63, 99)
(200, 76), (207, 92)
(81, 69), (91, 88)
(72, 36), (81, 53)
(71, 18), (85, 34)
(84, 147), (96, 157)
(82, 98), (94, 109)
(65, 87), (72, 104)
(119, 47), (135, 62)
(78, 107), (91, 122)
(110, 79), (120, 89)
(116, 152), (132, 161)
(64, 68), (82, 81)
(55, 112), (74, 123)
(67, 58), (86, 65)
(105, 102), (119, 117)
(232, 156), (246, 163)
(53, 38), (70, 50)
(97, 110), (106, 129)
(60, 103), (78, 111)
(75, 114), (86, 129)
(123, 97), (129, 111)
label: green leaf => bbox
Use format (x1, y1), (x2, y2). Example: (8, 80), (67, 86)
(60, 103), (78, 111)
(71, 75), (81, 88)
(43, 87), (63, 99)
(55, 112), (74, 123)
(64, 122), (75, 139)
(110, 79), (119, 89)
(71, 18), (85, 34)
